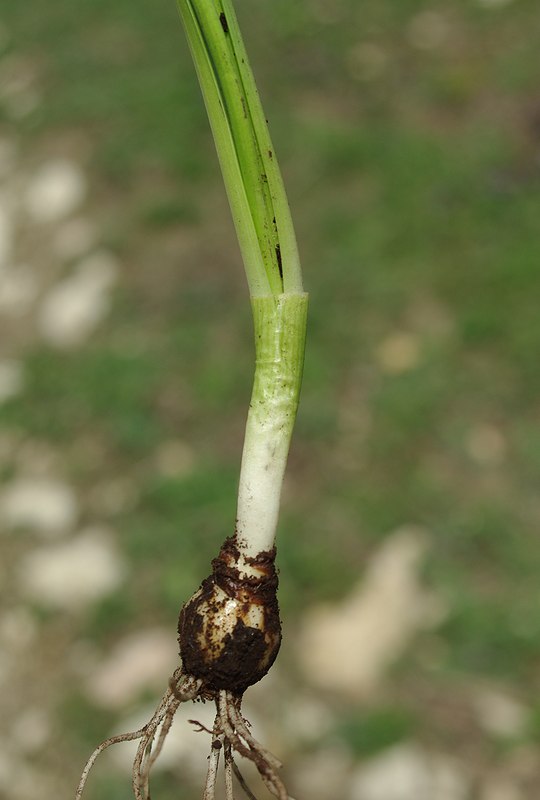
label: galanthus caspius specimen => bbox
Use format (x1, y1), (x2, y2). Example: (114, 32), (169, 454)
(76, 1), (307, 798)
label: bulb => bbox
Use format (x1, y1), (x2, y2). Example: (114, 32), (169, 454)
(178, 536), (282, 695)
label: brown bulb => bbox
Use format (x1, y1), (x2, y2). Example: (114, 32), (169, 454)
(178, 536), (282, 695)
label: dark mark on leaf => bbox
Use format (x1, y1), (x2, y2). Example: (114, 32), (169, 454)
(275, 243), (283, 281)
(219, 12), (229, 33)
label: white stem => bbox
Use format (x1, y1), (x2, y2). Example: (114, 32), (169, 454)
(235, 293), (308, 562)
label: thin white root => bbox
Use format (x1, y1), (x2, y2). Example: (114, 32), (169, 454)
(76, 727), (149, 800)
(76, 670), (291, 800)
(217, 690), (289, 800)
(224, 740), (235, 800)
(76, 670), (201, 800)
(228, 699), (283, 770)
(203, 735), (222, 800)
(141, 696), (180, 783)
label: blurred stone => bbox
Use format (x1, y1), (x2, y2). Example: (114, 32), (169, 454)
(376, 332), (421, 374)
(466, 424), (506, 466)
(348, 744), (469, 800)
(37, 250), (118, 347)
(0, 476), (78, 535)
(12, 707), (51, 754)
(86, 628), (178, 709)
(0, 359), (24, 403)
(297, 526), (446, 696)
(407, 12), (450, 50)
(473, 687), (528, 739)
(17, 527), (126, 610)
(24, 159), (86, 223)
(0, 265), (39, 315)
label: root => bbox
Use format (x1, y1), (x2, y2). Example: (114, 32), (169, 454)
(75, 669), (200, 800)
(217, 690), (289, 800)
(75, 670), (290, 800)
(203, 724), (222, 800)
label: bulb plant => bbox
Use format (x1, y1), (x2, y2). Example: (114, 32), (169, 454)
(75, 1), (307, 799)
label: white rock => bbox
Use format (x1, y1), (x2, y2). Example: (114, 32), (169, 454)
(0, 265), (38, 315)
(12, 707), (51, 754)
(0, 476), (78, 535)
(37, 250), (118, 347)
(0, 360), (24, 403)
(24, 159), (86, 223)
(17, 527), (126, 610)
(86, 628), (178, 709)
(473, 687), (529, 739)
(348, 744), (469, 800)
(297, 526), (446, 696)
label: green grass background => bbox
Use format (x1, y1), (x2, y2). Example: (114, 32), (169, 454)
(2, 0), (540, 796)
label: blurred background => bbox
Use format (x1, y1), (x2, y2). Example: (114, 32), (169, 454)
(1, 0), (540, 798)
